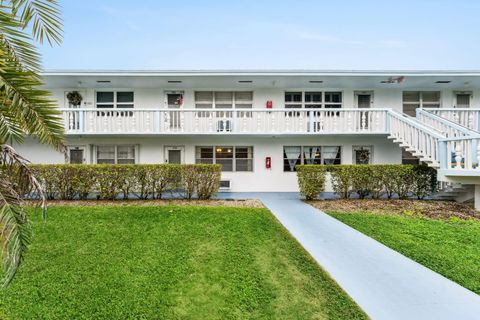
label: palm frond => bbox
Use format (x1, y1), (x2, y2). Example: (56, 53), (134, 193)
(0, 143), (46, 287)
(10, 0), (62, 45)
(0, 6), (41, 72)
(0, 54), (65, 149)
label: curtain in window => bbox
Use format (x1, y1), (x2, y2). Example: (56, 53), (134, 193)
(323, 146), (340, 164)
(284, 146), (301, 171)
(303, 146), (321, 164)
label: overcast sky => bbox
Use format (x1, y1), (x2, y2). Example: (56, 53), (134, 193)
(40, 0), (480, 70)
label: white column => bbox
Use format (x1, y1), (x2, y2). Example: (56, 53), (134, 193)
(475, 185), (480, 211)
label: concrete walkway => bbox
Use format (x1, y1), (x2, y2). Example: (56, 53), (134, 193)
(217, 192), (480, 320)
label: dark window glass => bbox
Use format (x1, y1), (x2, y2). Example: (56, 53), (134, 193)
(285, 92), (302, 102)
(117, 92), (134, 103)
(305, 92), (322, 103)
(97, 92), (114, 103)
(325, 92), (342, 103)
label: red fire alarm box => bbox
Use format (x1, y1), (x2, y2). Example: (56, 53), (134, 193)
(266, 100), (273, 109)
(265, 156), (271, 169)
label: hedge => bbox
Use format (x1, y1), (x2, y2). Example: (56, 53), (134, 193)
(296, 165), (327, 200)
(28, 164), (221, 200)
(296, 164), (437, 200)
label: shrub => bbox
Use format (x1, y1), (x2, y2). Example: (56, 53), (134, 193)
(328, 165), (354, 199)
(412, 164), (437, 199)
(297, 164), (437, 200)
(195, 164), (222, 200)
(27, 164), (221, 200)
(296, 165), (326, 200)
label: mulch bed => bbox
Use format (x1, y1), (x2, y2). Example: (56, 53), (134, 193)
(308, 199), (480, 221)
(27, 199), (264, 208)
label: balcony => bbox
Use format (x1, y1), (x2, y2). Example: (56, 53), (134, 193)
(60, 108), (389, 135)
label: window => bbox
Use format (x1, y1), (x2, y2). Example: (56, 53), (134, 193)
(195, 146), (253, 172)
(283, 146), (341, 171)
(96, 91), (134, 109)
(402, 91), (440, 116)
(285, 92), (303, 108)
(194, 91), (253, 109)
(285, 91), (342, 109)
(324, 92), (342, 108)
(353, 146), (373, 164)
(96, 145), (136, 164)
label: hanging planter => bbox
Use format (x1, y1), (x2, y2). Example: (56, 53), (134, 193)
(66, 91), (83, 107)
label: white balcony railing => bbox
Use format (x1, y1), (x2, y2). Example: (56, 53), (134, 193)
(60, 108), (390, 135)
(425, 108), (480, 132)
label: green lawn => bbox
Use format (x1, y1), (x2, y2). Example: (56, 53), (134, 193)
(0, 206), (366, 320)
(328, 211), (480, 294)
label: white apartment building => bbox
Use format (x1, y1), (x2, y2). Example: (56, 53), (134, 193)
(14, 70), (480, 207)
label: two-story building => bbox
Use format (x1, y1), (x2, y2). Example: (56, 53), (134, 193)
(14, 70), (480, 207)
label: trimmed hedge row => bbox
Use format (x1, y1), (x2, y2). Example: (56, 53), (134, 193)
(29, 164), (222, 200)
(297, 164), (437, 200)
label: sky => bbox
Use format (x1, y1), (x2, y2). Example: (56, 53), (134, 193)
(40, 0), (480, 70)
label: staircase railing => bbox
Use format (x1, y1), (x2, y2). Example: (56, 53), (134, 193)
(387, 110), (444, 167)
(424, 108), (480, 132)
(438, 136), (480, 170)
(416, 108), (479, 138)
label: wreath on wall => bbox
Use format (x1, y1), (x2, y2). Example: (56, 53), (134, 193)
(357, 149), (370, 163)
(66, 91), (83, 107)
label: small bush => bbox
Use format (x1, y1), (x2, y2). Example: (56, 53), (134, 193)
(27, 164), (221, 200)
(296, 165), (326, 200)
(328, 165), (354, 199)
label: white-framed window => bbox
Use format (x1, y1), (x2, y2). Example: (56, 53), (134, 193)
(195, 146), (253, 172)
(353, 146), (373, 164)
(402, 91), (440, 116)
(194, 91), (253, 109)
(285, 91), (342, 109)
(95, 145), (136, 164)
(96, 91), (134, 109)
(283, 146), (341, 172)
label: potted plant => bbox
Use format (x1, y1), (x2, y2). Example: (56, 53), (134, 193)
(66, 91), (83, 107)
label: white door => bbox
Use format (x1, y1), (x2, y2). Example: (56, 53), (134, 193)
(356, 93), (372, 129)
(356, 93), (372, 108)
(164, 146), (184, 164)
(456, 93), (471, 108)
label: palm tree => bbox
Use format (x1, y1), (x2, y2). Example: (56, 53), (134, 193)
(0, 0), (63, 287)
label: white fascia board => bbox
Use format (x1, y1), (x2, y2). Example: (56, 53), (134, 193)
(41, 69), (480, 77)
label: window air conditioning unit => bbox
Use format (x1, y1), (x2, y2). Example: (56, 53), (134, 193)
(219, 180), (231, 190)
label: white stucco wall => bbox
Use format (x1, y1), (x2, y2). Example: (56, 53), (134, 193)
(14, 135), (401, 192)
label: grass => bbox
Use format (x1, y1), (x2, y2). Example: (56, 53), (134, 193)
(327, 210), (480, 294)
(0, 206), (366, 320)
